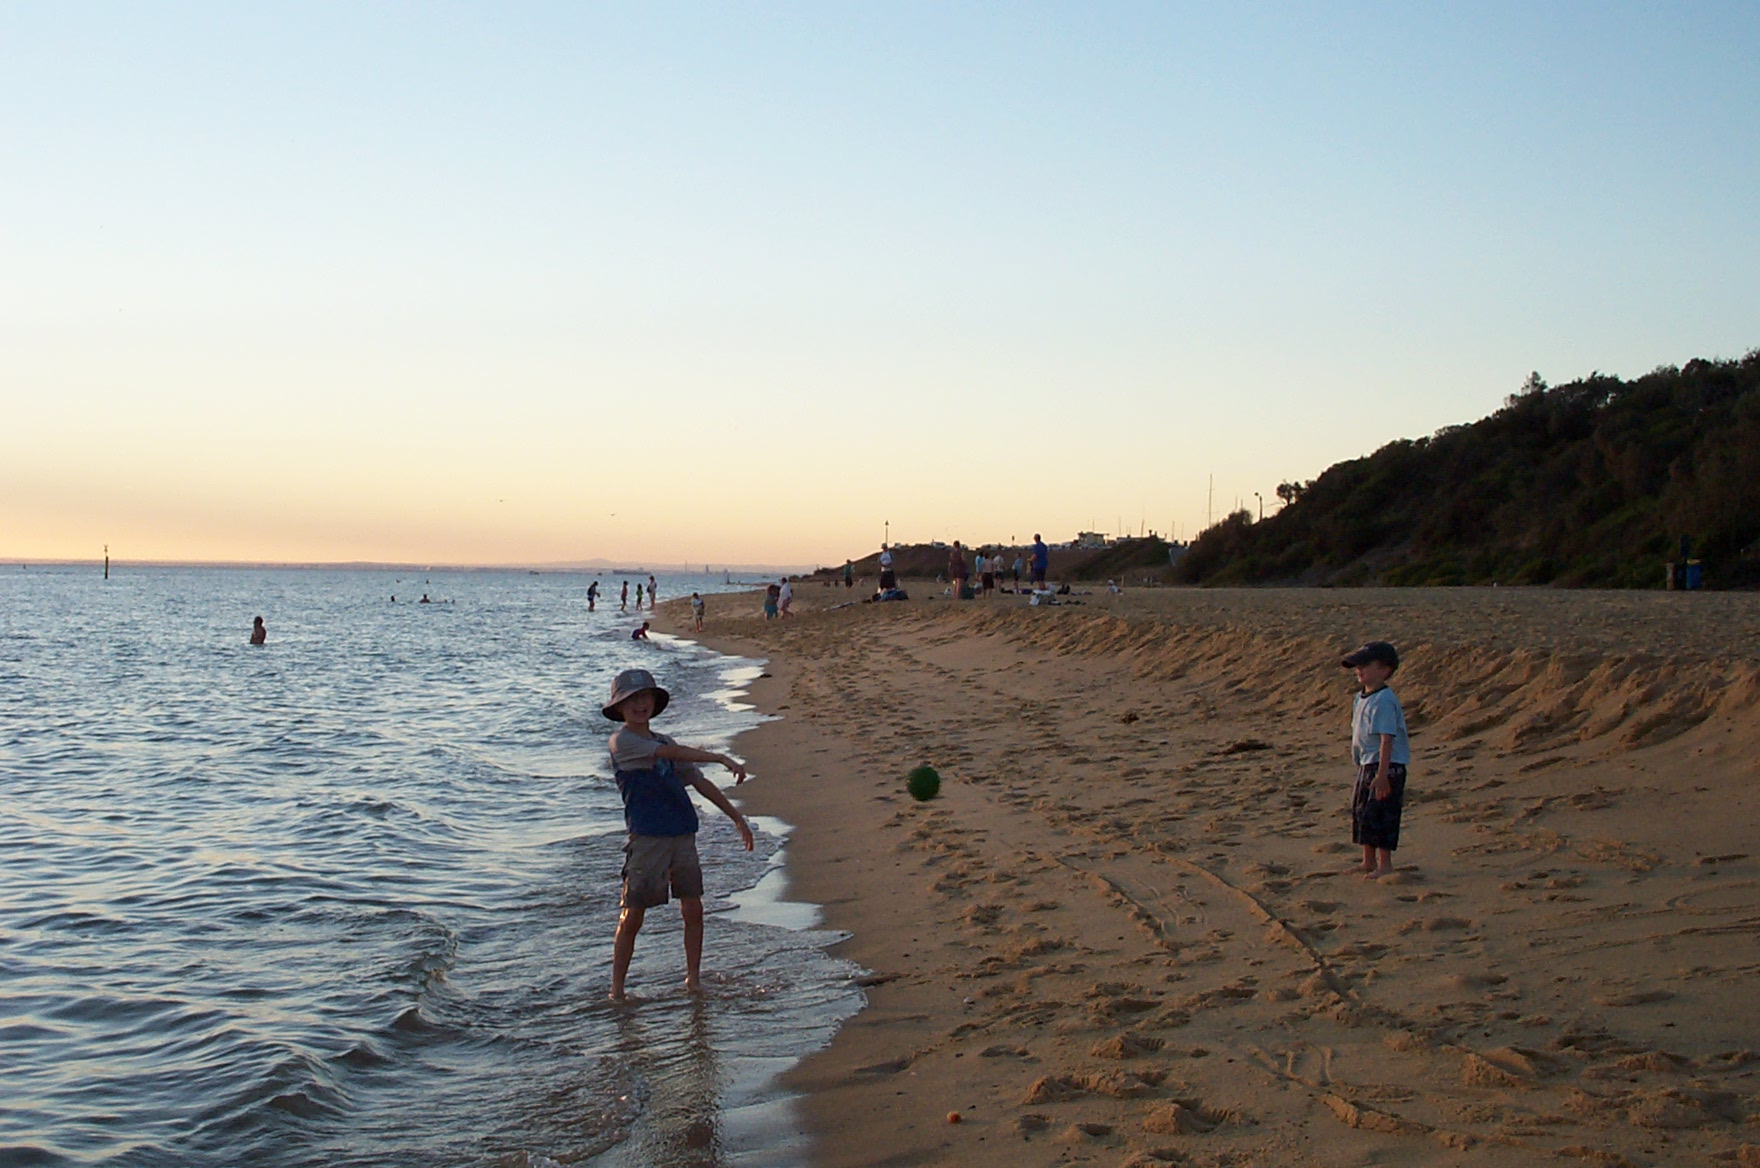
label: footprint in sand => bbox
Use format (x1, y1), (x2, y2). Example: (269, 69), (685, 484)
(1051, 1121), (1115, 1144)
(962, 905), (1004, 932)
(1400, 916), (1474, 934)
(1594, 988), (1674, 1007)
(1090, 1032), (1164, 1059)
(1140, 1098), (1233, 1134)
(1021, 1070), (1165, 1104)
(1437, 971), (1507, 992)
(1459, 1047), (1555, 1087)
(979, 1044), (1033, 1059)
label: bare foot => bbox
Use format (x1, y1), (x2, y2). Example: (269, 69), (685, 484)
(685, 976), (703, 995)
(1344, 863), (1375, 875)
(1366, 864), (1397, 880)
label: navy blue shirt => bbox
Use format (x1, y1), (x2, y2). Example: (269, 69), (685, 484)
(609, 727), (701, 837)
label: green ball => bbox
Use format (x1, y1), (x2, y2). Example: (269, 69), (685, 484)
(906, 765), (941, 802)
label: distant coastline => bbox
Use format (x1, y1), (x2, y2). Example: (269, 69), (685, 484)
(4, 558), (820, 575)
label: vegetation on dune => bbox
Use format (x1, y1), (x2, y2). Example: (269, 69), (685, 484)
(1178, 351), (1760, 588)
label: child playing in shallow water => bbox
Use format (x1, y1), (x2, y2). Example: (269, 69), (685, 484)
(1341, 641), (1410, 879)
(602, 669), (752, 1000)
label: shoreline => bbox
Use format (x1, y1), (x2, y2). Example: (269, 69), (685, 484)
(661, 583), (1760, 1167)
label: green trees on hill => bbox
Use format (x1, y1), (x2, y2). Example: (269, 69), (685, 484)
(1178, 351), (1760, 588)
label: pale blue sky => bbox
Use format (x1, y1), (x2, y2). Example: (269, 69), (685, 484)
(4, 3), (1757, 563)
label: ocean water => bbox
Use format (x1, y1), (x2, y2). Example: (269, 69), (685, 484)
(0, 567), (861, 1168)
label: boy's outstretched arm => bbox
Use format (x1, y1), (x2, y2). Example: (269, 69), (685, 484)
(655, 743), (747, 783)
(688, 774), (756, 851)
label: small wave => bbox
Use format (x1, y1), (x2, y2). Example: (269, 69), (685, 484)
(388, 1005), (443, 1036)
(331, 1041), (393, 1070)
(14, 909), (136, 936)
(264, 1089), (337, 1120)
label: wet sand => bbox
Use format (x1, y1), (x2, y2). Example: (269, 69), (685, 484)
(663, 583), (1760, 1167)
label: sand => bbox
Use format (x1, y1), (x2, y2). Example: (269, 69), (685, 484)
(663, 582), (1760, 1167)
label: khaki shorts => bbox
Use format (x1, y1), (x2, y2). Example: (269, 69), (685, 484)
(621, 833), (704, 909)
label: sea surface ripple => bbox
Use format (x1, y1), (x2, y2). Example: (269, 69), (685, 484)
(0, 567), (858, 1167)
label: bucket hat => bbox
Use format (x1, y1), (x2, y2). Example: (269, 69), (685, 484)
(1340, 641), (1399, 671)
(603, 668), (670, 721)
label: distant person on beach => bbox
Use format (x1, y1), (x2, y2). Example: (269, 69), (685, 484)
(1012, 554), (1023, 590)
(690, 593), (705, 631)
(1341, 642), (1410, 880)
(588, 580), (600, 611)
(621, 581), (629, 612)
(843, 560), (854, 589)
(778, 577), (793, 617)
(648, 576), (658, 609)
(632, 622), (650, 640)
(602, 668), (752, 1000)
(950, 541), (970, 598)
(980, 552), (996, 596)
(764, 582), (780, 619)
(249, 617), (266, 645)
(636, 583), (644, 608)
(878, 544), (896, 592)
(1030, 534), (1049, 589)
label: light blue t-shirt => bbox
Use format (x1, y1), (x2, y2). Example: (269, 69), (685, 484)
(1351, 686), (1410, 768)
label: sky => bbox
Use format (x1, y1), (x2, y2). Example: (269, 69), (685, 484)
(4, 3), (1757, 567)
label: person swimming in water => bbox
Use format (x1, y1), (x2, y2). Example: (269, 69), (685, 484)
(249, 616), (266, 645)
(631, 621), (651, 640)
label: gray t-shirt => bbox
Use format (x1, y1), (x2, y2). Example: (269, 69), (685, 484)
(1351, 687), (1411, 768)
(608, 727), (704, 783)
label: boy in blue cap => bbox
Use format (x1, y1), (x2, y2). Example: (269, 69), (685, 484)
(1341, 642), (1410, 879)
(602, 668), (753, 1000)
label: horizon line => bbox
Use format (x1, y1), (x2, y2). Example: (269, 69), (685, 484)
(3, 557), (823, 573)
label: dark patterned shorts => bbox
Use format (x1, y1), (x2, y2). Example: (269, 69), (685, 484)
(1351, 762), (1407, 850)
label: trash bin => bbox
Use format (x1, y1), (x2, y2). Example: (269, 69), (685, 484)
(1685, 560), (1703, 590)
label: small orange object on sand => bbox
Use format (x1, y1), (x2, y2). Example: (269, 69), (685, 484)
(946, 1111), (961, 1124)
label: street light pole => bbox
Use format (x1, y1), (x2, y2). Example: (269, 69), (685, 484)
(1254, 492), (1263, 521)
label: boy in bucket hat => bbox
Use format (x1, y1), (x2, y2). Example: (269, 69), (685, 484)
(1340, 642), (1410, 879)
(602, 668), (753, 1000)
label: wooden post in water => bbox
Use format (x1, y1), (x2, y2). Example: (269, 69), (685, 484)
(104, 545), (109, 580)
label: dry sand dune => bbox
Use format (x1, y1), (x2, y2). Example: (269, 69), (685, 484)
(666, 583), (1760, 1168)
